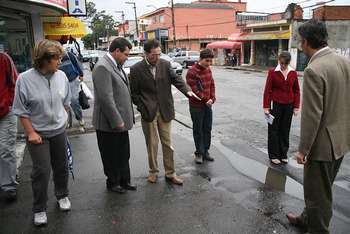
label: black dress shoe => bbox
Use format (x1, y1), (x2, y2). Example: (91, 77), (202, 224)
(203, 154), (214, 162)
(108, 185), (126, 194)
(4, 190), (17, 202)
(122, 184), (137, 191)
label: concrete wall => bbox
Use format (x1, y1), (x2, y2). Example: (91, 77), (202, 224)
(326, 21), (350, 59)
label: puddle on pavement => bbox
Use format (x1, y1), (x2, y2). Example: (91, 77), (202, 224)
(213, 140), (304, 200)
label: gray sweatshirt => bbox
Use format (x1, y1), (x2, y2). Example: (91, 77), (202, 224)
(12, 68), (71, 137)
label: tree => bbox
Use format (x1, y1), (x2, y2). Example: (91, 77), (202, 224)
(83, 1), (118, 49)
(81, 33), (94, 49)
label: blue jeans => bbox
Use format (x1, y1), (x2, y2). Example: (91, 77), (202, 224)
(189, 105), (213, 156)
(0, 111), (17, 191)
(69, 79), (82, 121)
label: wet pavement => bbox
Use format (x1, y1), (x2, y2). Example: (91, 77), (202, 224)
(1, 66), (350, 233)
(0, 122), (306, 233)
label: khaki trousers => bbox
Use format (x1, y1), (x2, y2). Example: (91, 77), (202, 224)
(299, 156), (343, 234)
(141, 112), (175, 178)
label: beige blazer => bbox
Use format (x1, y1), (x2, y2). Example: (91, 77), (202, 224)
(299, 48), (350, 161)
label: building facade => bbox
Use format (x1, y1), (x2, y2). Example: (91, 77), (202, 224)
(235, 4), (307, 70)
(140, 0), (246, 52)
(313, 5), (350, 60)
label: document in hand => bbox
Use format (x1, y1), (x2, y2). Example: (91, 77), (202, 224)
(265, 113), (275, 125)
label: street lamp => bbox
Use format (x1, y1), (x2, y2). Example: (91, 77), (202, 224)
(115, 10), (126, 37)
(125, 1), (139, 42)
(170, 0), (176, 49)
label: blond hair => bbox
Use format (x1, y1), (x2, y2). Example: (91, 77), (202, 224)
(33, 39), (64, 69)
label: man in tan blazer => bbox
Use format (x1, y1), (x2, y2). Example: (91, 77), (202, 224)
(130, 39), (199, 185)
(287, 20), (350, 233)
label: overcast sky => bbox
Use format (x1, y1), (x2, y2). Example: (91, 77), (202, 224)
(91, 0), (350, 21)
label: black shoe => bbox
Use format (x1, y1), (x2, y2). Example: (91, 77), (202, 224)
(195, 154), (203, 164)
(4, 190), (17, 202)
(108, 185), (126, 194)
(203, 154), (214, 162)
(122, 184), (137, 191)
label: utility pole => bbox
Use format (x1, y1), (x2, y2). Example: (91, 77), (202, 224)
(115, 11), (126, 37)
(171, 0), (176, 49)
(126, 2), (139, 42)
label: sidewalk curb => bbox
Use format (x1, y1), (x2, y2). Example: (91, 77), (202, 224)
(224, 66), (304, 78)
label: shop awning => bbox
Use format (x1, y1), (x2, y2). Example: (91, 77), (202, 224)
(207, 41), (242, 49)
(43, 17), (87, 39)
(228, 33), (243, 41)
(238, 30), (290, 41)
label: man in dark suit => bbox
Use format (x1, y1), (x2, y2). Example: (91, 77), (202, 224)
(92, 38), (136, 194)
(130, 40), (199, 185)
(287, 20), (350, 233)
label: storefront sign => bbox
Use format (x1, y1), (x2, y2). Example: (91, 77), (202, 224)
(45, 0), (67, 8)
(148, 31), (156, 40)
(43, 17), (87, 39)
(67, 0), (87, 16)
(25, 0), (67, 10)
(159, 29), (168, 38)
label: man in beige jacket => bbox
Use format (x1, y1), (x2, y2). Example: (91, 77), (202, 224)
(287, 20), (350, 234)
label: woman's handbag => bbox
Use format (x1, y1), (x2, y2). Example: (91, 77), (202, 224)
(78, 83), (90, 110)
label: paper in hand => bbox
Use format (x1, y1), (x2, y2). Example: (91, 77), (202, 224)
(191, 92), (201, 101)
(265, 113), (275, 125)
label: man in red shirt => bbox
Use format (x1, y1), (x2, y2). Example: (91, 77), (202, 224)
(0, 52), (18, 202)
(186, 49), (216, 164)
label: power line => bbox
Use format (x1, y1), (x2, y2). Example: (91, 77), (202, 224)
(259, 0), (313, 12)
(176, 20), (236, 28)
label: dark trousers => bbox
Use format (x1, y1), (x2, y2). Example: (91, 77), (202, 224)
(189, 105), (213, 156)
(268, 102), (293, 159)
(299, 157), (343, 234)
(96, 130), (131, 187)
(27, 131), (68, 213)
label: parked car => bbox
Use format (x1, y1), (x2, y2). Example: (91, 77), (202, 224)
(82, 50), (99, 62)
(81, 51), (91, 62)
(173, 51), (200, 68)
(123, 56), (143, 76)
(160, 54), (183, 76)
(89, 52), (104, 71)
(167, 52), (177, 58)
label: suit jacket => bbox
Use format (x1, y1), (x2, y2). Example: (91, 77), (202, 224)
(92, 54), (134, 132)
(299, 48), (350, 161)
(129, 58), (190, 122)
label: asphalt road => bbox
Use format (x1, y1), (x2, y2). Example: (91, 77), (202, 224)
(1, 65), (349, 233)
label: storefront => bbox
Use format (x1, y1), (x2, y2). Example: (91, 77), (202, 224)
(0, 0), (67, 72)
(145, 29), (169, 52)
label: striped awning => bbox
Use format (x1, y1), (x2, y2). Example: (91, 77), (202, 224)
(238, 30), (290, 41)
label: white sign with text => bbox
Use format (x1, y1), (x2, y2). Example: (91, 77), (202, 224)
(67, 0), (87, 16)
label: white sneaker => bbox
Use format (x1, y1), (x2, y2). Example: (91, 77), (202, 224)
(78, 119), (85, 126)
(34, 212), (47, 226)
(57, 197), (71, 211)
(78, 126), (85, 133)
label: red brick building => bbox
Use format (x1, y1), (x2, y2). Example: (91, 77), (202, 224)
(140, 0), (246, 52)
(313, 5), (350, 20)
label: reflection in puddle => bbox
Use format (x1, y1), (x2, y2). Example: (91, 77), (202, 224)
(214, 140), (304, 200)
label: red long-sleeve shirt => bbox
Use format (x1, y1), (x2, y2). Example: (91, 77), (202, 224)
(186, 63), (216, 108)
(0, 52), (18, 117)
(263, 68), (300, 109)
